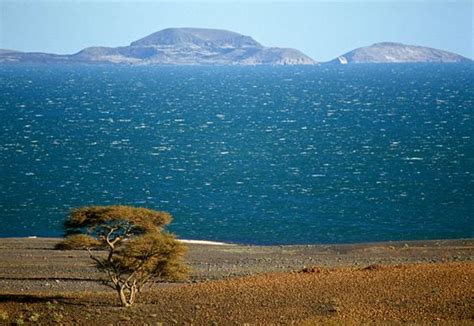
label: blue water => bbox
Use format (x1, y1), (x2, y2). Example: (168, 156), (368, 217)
(0, 64), (473, 244)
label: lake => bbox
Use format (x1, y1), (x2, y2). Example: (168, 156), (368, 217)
(0, 63), (472, 244)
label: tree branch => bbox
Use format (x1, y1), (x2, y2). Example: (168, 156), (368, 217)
(106, 227), (118, 249)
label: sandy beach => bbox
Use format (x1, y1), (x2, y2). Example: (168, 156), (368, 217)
(0, 237), (472, 324)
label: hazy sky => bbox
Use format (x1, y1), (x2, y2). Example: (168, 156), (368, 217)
(1, 0), (472, 62)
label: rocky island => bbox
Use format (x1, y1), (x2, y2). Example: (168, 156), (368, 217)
(329, 42), (471, 64)
(0, 28), (316, 65)
(1, 30), (471, 65)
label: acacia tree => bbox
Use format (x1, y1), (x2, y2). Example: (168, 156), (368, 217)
(56, 205), (188, 307)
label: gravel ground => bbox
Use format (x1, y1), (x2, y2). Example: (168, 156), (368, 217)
(0, 237), (472, 293)
(0, 238), (472, 324)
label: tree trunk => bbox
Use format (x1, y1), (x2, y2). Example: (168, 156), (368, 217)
(118, 285), (130, 307)
(129, 284), (137, 305)
(117, 284), (138, 307)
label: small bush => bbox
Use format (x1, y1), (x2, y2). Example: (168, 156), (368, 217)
(52, 312), (63, 323)
(0, 309), (8, 321)
(14, 314), (24, 325)
(27, 312), (41, 322)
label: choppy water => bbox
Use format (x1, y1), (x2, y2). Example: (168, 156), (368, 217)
(0, 64), (473, 244)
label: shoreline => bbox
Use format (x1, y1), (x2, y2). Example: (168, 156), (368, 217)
(2, 235), (473, 247)
(0, 237), (472, 292)
(0, 237), (471, 284)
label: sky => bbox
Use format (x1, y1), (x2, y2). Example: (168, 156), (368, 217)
(0, 0), (472, 62)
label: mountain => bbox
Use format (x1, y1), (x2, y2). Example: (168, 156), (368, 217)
(329, 42), (471, 64)
(0, 28), (316, 65)
(130, 28), (262, 48)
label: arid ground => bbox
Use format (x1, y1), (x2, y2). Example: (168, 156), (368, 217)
(0, 238), (472, 325)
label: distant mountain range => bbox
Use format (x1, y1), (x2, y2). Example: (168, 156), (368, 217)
(0, 28), (471, 65)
